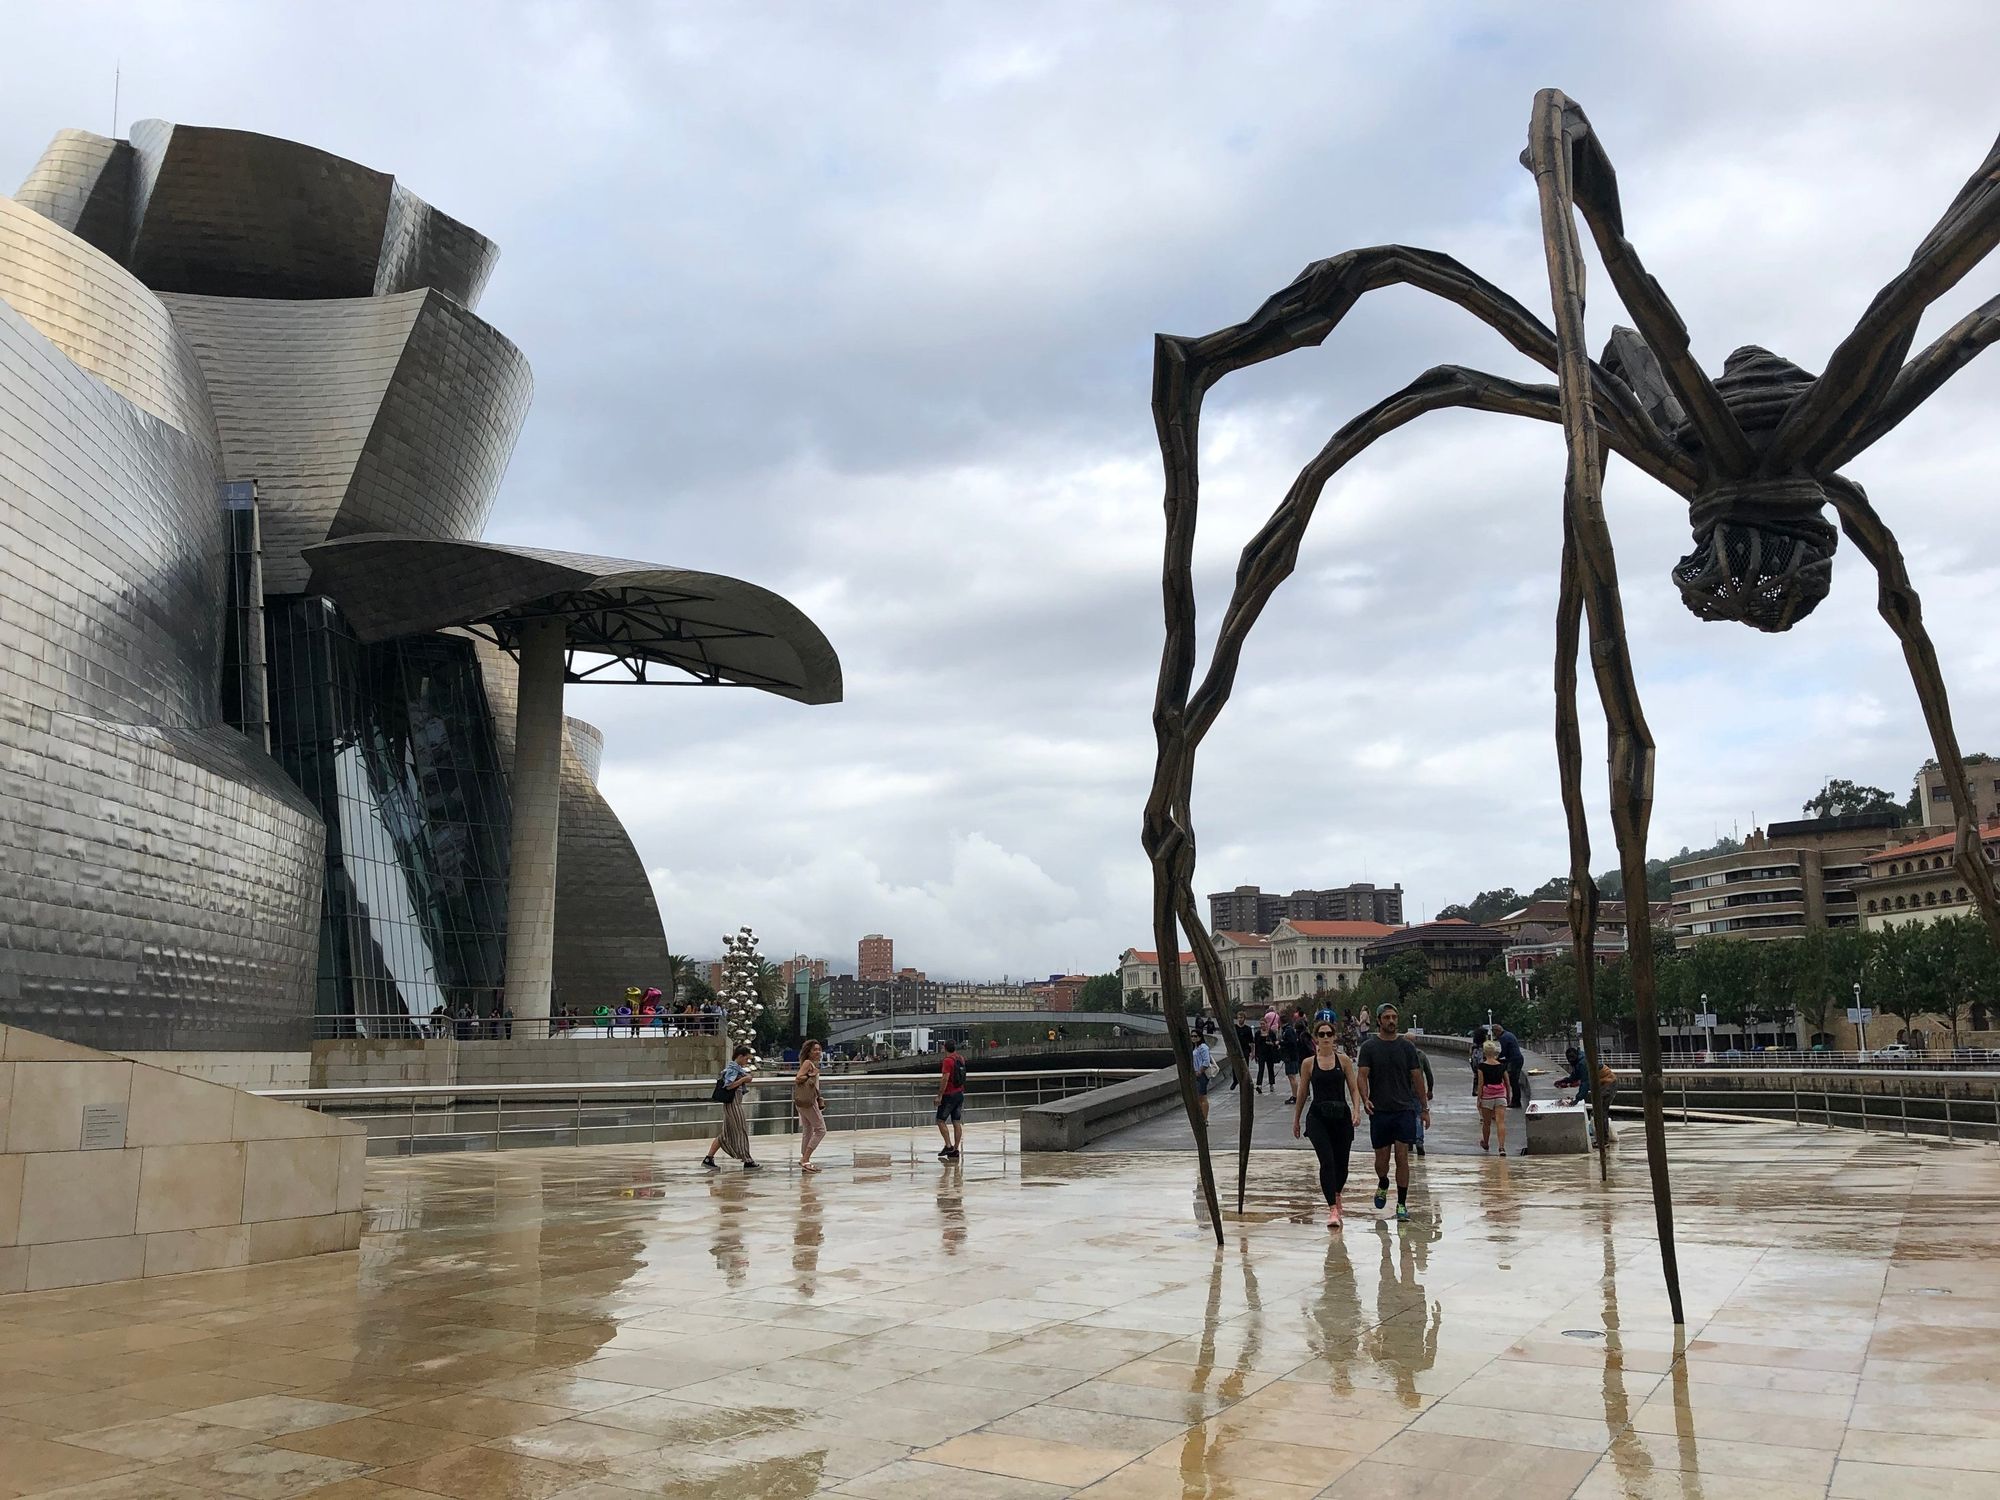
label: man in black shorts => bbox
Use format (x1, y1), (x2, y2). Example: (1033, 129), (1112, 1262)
(1357, 1003), (1429, 1222)
(935, 1040), (967, 1159)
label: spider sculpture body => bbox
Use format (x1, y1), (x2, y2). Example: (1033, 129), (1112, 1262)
(1145, 92), (2000, 1322)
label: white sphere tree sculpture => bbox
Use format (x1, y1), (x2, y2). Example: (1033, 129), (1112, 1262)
(718, 926), (764, 1059)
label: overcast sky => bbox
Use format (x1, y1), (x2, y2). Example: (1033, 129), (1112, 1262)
(8, 3), (2000, 979)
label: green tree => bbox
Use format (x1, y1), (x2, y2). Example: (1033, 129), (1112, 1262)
(1078, 972), (1122, 1011)
(1123, 987), (1157, 1016)
(1888, 922), (1946, 1042)
(1251, 975), (1273, 1005)
(665, 953), (693, 1000)
(1437, 888), (1520, 925)
(1745, 940), (1798, 1034)
(1927, 917), (1988, 1047)
(1352, 970), (1398, 1016)
(1382, 952), (1432, 999)
(1652, 938), (1695, 1030)
(1802, 778), (1903, 820)
(1527, 874), (1574, 904)
(1785, 927), (1834, 1044)
(1684, 938), (1754, 1034)
(1529, 953), (1578, 1036)
(754, 958), (786, 1010)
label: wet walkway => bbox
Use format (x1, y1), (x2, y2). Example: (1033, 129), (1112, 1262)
(0, 1118), (1995, 1497)
(1096, 1041), (1555, 1156)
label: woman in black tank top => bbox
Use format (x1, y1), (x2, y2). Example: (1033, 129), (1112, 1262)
(1292, 1019), (1360, 1227)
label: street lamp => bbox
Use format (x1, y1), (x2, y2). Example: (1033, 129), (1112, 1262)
(1701, 992), (1712, 1060)
(1853, 980), (1866, 1057)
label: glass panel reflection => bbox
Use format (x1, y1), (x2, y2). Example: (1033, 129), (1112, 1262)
(267, 596), (510, 1036)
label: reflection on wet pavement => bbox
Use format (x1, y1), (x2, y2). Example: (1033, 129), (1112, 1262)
(0, 1121), (1995, 1496)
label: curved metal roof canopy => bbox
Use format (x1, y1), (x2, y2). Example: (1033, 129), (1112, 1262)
(303, 535), (842, 705)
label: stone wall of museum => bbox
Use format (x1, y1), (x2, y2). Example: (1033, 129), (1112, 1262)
(0, 1025), (364, 1293)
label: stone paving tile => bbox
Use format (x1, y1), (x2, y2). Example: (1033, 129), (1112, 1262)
(0, 1120), (1996, 1497)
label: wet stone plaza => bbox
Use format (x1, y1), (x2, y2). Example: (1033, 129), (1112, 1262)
(0, 1122), (1997, 1499)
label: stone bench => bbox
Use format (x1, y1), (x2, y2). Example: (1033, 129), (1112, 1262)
(1020, 1066), (1184, 1151)
(1523, 1100), (1590, 1154)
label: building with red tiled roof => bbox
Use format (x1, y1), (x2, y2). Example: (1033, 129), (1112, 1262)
(1859, 816), (2000, 934)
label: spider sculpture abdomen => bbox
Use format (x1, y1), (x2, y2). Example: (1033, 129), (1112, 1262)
(1671, 348), (1838, 632)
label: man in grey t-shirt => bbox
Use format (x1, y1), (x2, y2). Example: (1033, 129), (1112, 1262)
(1357, 1004), (1430, 1221)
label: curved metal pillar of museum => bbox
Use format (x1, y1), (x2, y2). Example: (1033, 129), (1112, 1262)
(304, 535), (844, 1023)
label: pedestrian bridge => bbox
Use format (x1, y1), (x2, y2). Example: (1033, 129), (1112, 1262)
(828, 1010), (1168, 1045)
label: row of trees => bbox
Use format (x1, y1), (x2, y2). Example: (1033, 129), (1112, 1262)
(1151, 918), (2000, 1050)
(1523, 919), (1999, 1049)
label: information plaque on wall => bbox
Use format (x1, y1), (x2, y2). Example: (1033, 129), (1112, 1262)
(81, 1102), (128, 1150)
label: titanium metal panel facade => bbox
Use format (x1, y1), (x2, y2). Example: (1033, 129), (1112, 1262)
(0, 295), (322, 1050)
(160, 289), (531, 592)
(121, 121), (500, 306)
(0, 194), (217, 441)
(4, 114), (821, 1045)
(12, 128), (131, 258)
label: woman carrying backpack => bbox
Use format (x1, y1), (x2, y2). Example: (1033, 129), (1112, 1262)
(703, 1045), (761, 1171)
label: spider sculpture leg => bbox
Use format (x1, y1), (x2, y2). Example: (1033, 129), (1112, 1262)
(1839, 293), (2000, 458)
(1827, 478), (2000, 943)
(1181, 882), (1251, 1213)
(1553, 517), (1612, 1179)
(1539, 102), (1755, 476)
(1529, 87), (1684, 1324)
(1766, 133), (2000, 472)
(1147, 352), (1681, 1245)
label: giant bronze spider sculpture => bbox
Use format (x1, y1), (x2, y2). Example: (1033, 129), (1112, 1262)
(1146, 91), (2000, 1322)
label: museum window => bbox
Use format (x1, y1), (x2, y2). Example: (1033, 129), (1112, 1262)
(267, 598), (512, 1034)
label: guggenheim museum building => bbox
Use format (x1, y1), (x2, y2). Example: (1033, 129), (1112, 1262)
(0, 121), (840, 1053)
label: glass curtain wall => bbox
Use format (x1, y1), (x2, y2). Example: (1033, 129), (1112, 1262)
(266, 597), (512, 1035)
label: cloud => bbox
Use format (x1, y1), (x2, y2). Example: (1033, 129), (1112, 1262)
(7, 1), (2000, 977)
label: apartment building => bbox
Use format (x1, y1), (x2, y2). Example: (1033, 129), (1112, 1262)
(1206, 882), (1404, 935)
(1914, 754), (2000, 829)
(1667, 812), (1906, 947)
(857, 934), (894, 982)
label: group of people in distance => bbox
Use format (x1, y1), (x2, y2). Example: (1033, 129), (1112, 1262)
(1194, 1004), (1534, 1230)
(700, 1037), (971, 1172)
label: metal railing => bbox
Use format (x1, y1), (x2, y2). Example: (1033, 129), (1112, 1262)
(311, 1012), (726, 1042)
(1595, 1047), (2000, 1070)
(257, 1067), (1151, 1157)
(1601, 1065), (2000, 1146)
